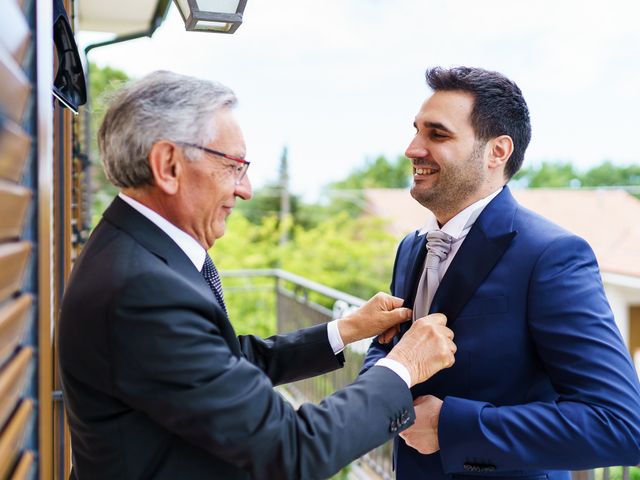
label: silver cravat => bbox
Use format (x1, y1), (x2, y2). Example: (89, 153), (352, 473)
(413, 230), (454, 320)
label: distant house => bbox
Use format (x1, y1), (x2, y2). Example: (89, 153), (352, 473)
(363, 187), (640, 356)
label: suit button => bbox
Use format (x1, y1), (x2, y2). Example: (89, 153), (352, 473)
(389, 418), (400, 432)
(400, 409), (410, 424)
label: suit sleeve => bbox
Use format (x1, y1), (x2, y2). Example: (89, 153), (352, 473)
(439, 235), (640, 472)
(107, 273), (415, 480)
(238, 325), (345, 386)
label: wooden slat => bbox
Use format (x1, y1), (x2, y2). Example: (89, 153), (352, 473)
(0, 399), (33, 478)
(0, 181), (31, 241)
(0, 0), (31, 64)
(0, 47), (31, 124)
(0, 294), (31, 367)
(0, 242), (31, 303)
(0, 347), (32, 430)
(0, 119), (31, 182)
(10, 450), (34, 480)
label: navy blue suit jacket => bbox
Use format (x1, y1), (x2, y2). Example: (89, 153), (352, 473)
(363, 187), (640, 479)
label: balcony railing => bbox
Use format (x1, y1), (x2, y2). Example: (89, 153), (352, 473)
(222, 269), (636, 480)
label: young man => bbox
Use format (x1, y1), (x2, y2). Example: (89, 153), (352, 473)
(363, 66), (640, 479)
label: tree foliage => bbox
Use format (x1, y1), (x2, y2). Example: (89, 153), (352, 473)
(514, 160), (640, 189)
(329, 155), (412, 190)
(513, 161), (579, 188)
(581, 161), (640, 187)
(212, 211), (397, 335)
(319, 155), (412, 219)
(88, 63), (131, 220)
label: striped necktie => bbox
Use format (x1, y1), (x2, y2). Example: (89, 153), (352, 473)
(201, 254), (228, 317)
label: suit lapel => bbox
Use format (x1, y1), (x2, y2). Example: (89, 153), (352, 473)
(429, 187), (519, 327)
(402, 233), (428, 310)
(396, 233), (427, 336)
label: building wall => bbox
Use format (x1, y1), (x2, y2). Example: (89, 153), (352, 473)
(605, 285), (630, 346)
(630, 307), (640, 372)
(604, 279), (640, 352)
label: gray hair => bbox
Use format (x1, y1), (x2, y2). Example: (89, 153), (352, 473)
(98, 70), (237, 188)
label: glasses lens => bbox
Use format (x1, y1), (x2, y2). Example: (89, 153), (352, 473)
(236, 163), (249, 183)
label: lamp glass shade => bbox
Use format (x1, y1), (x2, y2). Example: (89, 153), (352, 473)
(194, 20), (233, 32)
(196, 0), (240, 14)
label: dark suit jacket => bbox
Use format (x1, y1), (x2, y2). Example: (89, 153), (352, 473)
(59, 197), (414, 480)
(363, 187), (640, 480)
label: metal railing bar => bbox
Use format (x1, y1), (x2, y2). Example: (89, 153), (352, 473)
(277, 287), (333, 317)
(222, 269), (366, 306)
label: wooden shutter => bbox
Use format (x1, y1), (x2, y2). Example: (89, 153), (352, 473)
(0, 1), (37, 479)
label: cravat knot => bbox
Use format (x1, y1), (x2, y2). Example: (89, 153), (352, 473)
(425, 230), (454, 268)
(201, 255), (228, 317)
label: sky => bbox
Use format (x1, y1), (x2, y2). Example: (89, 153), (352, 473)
(79, 0), (640, 200)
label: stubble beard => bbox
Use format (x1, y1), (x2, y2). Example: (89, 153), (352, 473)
(410, 142), (486, 219)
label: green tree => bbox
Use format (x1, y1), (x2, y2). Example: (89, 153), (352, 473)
(212, 211), (397, 335)
(87, 63), (131, 222)
(280, 212), (396, 301)
(581, 160), (640, 187)
(321, 155), (412, 219)
(236, 184), (302, 225)
(513, 160), (640, 197)
(513, 161), (579, 188)
(330, 155), (412, 190)
(210, 213), (281, 337)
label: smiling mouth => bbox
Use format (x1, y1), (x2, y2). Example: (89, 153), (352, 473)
(414, 167), (439, 175)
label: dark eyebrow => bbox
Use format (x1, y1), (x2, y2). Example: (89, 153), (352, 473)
(413, 120), (454, 133)
(423, 121), (453, 133)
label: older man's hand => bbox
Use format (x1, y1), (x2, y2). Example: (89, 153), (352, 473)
(387, 313), (456, 386)
(400, 395), (443, 454)
(337, 292), (412, 345)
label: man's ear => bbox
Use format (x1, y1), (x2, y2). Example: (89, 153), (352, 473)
(148, 141), (182, 195)
(487, 135), (513, 171)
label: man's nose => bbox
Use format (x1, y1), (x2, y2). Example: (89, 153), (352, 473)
(405, 138), (428, 160)
(234, 174), (253, 200)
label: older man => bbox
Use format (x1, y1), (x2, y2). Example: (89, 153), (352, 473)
(58, 71), (456, 480)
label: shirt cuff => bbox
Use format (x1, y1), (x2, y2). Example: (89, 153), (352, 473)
(327, 319), (345, 355)
(375, 358), (411, 388)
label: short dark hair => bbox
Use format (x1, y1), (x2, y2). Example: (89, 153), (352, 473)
(425, 66), (531, 179)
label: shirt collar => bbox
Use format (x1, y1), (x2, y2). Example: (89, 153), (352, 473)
(419, 187), (503, 239)
(118, 192), (207, 271)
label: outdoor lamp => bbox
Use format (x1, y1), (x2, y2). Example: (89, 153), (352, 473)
(173, 0), (248, 33)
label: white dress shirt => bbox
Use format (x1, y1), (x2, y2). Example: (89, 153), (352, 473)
(418, 187), (503, 281)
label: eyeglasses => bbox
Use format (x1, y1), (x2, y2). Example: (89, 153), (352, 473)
(177, 142), (250, 185)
